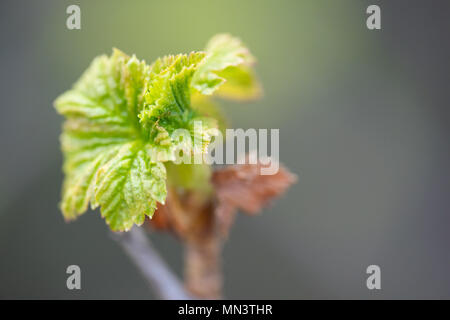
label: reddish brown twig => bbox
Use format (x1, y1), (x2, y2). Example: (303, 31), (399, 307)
(146, 159), (296, 298)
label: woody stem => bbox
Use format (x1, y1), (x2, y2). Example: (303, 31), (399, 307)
(184, 235), (223, 299)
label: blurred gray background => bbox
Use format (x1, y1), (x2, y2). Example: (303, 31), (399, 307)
(0, 0), (449, 299)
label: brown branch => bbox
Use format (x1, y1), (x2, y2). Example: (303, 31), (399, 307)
(184, 236), (223, 299)
(149, 188), (223, 298)
(146, 159), (297, 299)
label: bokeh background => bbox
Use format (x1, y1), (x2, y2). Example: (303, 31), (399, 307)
(1, 0), (449, 299)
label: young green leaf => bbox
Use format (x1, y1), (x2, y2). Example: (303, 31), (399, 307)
(55, 34), (261, 231)
(192, 33), (262, 100)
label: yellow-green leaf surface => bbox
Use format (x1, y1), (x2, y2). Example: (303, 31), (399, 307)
(55, 34), (261, 231)
(192, 33), (261, 100)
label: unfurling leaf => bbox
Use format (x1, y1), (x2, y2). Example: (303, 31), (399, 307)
(192, 34), (262, 100)
(55, 34), (260, 231)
